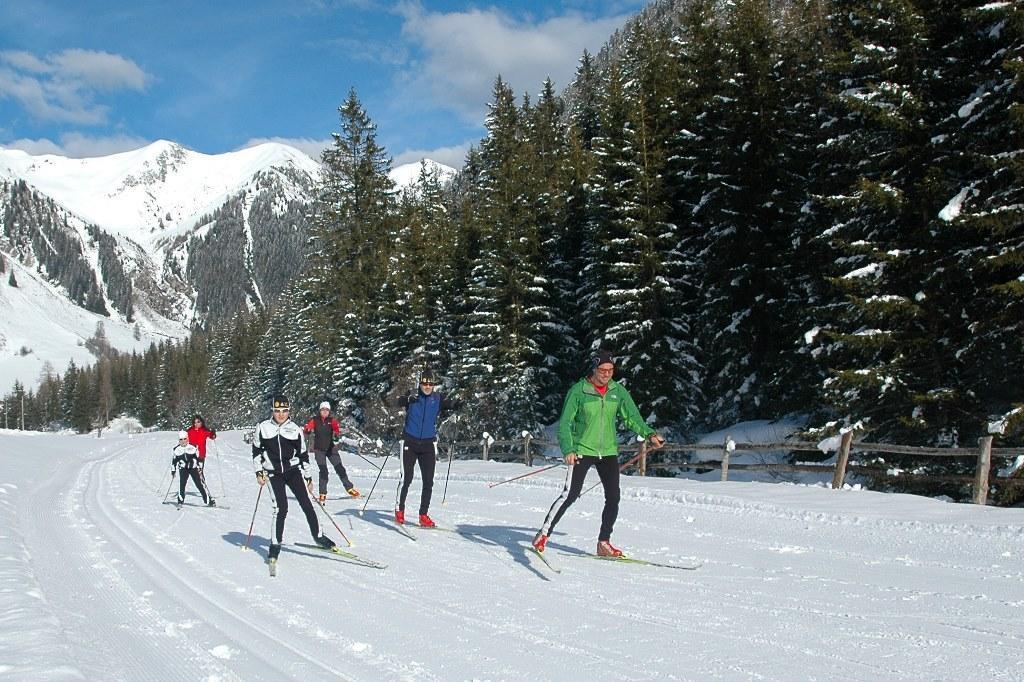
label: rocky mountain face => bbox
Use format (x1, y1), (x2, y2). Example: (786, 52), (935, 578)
(0, 142), (320, 332)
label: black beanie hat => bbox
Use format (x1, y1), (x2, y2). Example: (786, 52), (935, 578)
(272, 395), (290, 410)
(591, 349), (615, 371)
(420, 368), (439, 384)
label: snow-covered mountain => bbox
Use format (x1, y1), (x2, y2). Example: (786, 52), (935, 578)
(0, 141), (456, 390)
(389, 158), (458, 191)
(0, 141), (321, 252)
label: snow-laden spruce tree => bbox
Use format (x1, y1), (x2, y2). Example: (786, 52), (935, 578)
(454, 77), (564, 435)
(298, 88), (397, 422)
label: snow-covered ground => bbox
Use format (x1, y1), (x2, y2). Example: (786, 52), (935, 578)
(2, 428), (1023, 680)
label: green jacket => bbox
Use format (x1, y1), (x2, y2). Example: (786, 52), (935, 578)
(557, 378), (655, 457)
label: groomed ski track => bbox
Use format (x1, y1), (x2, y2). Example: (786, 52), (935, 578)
(2, 429), (1023, 680)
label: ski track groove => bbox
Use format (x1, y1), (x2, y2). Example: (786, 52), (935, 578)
(111, 448), (431, 681)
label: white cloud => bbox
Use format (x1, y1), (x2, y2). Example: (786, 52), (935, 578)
(395, 3), (630, 122)
(239, 136), (332, 162)
(0, 49), (149, 124)
(394, 141), (471, 169)
(4, 132), (153, 158)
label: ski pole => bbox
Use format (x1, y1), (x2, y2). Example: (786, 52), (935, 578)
(441, 443), (454, 506)
(243, 484), (264, 551)
(351, 449), (382, 471)
(211, 439), (226, 500)
(311, 493), (353, 547)
(487, 462), (562, 489)
(441, 417), (458, 506)
(161, 468), (177, 503)
(581, 441), (653, 498)
(359, 450), (392, 516)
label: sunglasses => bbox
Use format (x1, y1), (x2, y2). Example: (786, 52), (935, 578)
(420, 381), (436, 386)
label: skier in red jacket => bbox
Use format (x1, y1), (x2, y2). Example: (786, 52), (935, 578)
(186, 415), (217, 465)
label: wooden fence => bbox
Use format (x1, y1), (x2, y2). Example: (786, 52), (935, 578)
(386, 432), (1024, 505)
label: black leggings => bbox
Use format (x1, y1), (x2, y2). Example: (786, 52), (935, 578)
(268, 468), (322, 548)
(177, 467), (210, 504)
(396, 437), (437, 515)
(543, 455), (620, 541)
(315, 446), (353, 494)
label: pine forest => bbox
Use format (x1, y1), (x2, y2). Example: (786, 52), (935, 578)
(5, 0), (1023, 500)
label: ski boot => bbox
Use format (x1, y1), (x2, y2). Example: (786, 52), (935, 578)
(207, 498), (216, 507)
(532, 532), (548, 553)
(346, 487), (361, 498)
(596, 540), (623, 558)
(418, 514), (436, 528)
(316, 535), (336, 551)
(395, 509), (405, 525)
(318, 493), (327, 504)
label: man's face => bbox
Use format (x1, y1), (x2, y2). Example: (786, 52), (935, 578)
(272, 408), (289, 424)
(592, 363), (614, 387)
(420, 380), (435, 394)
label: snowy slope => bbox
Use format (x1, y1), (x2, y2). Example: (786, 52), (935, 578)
(0, 141), (321, 252)
(0, 254), (183, 391)
(1, 429), (1022, 680)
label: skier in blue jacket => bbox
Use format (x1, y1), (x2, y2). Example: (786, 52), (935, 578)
(392, 368), (460, 527)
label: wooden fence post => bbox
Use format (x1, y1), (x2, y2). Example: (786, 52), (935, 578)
(831, 430), (854, 489)
(481, 435), (490, 462)
(639, 441), (648, 476)
(721, 435), (731, 482)
(524, 433), (533, 466)
(973, 436), (994, 505)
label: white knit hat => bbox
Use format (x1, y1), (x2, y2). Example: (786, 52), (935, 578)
(319, 401), (331, 410)
(177, 430), (188, 439)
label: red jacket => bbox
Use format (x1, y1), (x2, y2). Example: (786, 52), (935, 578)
(187, 425), (216, 459)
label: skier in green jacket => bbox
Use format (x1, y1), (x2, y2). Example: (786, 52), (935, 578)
(533, 349), (665, 557)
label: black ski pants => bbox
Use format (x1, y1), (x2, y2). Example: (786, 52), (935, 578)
(314, 446), (353, 495)
(268, 468), (322, 556)
(544, 455), (620, 541)
(396, 436), (437, 515)
(177, 466), (210, 504)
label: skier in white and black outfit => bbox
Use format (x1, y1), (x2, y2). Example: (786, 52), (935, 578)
(252, 395), (336, 561)
(171, 430), (214, 508)
(391, 368), (460, 527)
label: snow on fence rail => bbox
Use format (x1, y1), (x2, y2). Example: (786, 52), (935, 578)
(423, 431), (1024, 505)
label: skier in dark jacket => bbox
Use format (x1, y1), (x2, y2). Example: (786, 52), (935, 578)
(391, 368), (460, 527)
(171, 430), (214, 508)
(252, 395), (336, 563)
(303, 401), (361, 502)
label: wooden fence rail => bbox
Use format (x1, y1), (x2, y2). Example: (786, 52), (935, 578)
(386, 432), (1024, 505)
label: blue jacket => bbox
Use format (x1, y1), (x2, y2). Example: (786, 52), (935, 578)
(398, 390), (459, 440)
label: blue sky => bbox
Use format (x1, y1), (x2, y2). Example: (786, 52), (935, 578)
(0, 1), (644, 168)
